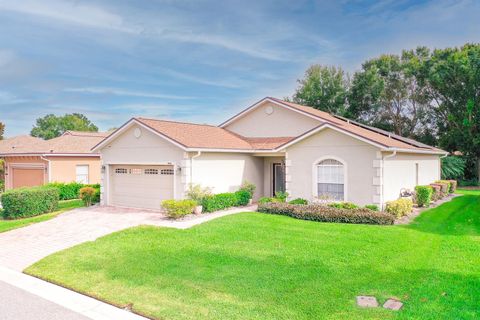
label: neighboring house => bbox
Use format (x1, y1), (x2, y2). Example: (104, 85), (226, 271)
(93, 97), (447, 210)
(0, 131), (109, 190)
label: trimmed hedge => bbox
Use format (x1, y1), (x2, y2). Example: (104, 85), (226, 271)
(1, 186), (59, 219)
(162, 199), (197, 219)
(415, 185), (433, 207)
(385, 198), (413, 218)
(436, 180), (457, 193)
(235, 190), (251, 206)
(289, 198), (308, 205)
(202, 193), (239, 213)
(47, 182), (100, 202)
(328, 202), (359, 210)
(429, 184), (442, 201)
(258, 202), (394, 225)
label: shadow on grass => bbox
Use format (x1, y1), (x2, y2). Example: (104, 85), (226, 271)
(403, 195), (480, 236)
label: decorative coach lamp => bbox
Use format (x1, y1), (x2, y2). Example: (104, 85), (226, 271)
(101, 165), (106, 174)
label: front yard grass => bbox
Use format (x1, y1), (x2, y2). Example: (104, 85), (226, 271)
(0, 199), (84, 233)
(26, 195), (479, 320)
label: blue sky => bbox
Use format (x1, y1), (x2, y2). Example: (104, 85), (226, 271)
(0, 0), (479, 137)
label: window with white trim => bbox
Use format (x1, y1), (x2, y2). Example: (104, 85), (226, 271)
(76, 165), (89, 184)
(161, 169), (174, 175)
(145, 168), (159, 175)
(316, 159), (344, 201)
(115, 168), (128, 174)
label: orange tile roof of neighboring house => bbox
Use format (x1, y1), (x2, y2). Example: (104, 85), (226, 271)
(0, 132), (108, 155)
(136, 118), (254, 150)
(267, 97), (445, 152)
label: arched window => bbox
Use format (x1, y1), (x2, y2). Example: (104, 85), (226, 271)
(316, 159), (345, 201)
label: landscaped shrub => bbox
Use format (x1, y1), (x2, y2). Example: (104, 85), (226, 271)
(85, 184), (101, 203)
(162, 199), (197, 219)
(79, 187), (96, 206)
(186, 184), (212, 204)
(259, 197), (274, 204)
(258, 203), (394, 225)
(202, 193), (239, 213)
(239, 181), (256, 198)
(47, 182), (83, 200)
(415, 186), (433, 207)
(429, 184), (442, 201)
(436, 180), (457, 193)
(235, 190), (251, 206)
(274, 191), (289, 202)
(385, 198), (413, 218)
(1, 186), (59, 219)
(434, 181), (450, 196)
(289, 198), (308, 205)
(364, 204), (379, 211)
(328, 202), (359, 210)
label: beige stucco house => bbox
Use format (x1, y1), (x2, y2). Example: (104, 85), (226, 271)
(93, 97), (447, 210)
(0, 131), (109, 190)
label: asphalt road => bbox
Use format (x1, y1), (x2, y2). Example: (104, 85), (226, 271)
(0, 280), (91, 320)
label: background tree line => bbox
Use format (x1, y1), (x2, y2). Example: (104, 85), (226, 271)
(289, 43), (479, 183)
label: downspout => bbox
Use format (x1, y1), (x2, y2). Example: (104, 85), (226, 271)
(40, 155), (51, 184)
(190, 151), (202, 187)
(381, 149), (397, 210)
(439, 152), (449, 180)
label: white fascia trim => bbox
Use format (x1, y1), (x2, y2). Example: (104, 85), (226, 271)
(381, 148), (448, 155)
(104, 161), (176, 165)
(276, 123), (388, 151)
(185, 148), (274, 153)
(92, 119), (188, 152)
(0, 153), (99, 157)
(219, 97), (322, 128)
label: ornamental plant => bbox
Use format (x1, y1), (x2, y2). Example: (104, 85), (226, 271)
(415, 186), (433, 207)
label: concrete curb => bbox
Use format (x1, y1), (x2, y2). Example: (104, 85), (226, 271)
(0, 266), (150, 320)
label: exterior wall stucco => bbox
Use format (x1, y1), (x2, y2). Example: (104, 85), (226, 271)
(383, 152), (440, 202)
(48, 156), (101, 184)
(190, 152), (264, 200)
(100, 124), (185, 204)
(286, 128), (379, 206)
(224, 101), (320, 137)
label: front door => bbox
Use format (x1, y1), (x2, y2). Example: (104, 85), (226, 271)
(273, 163), (286, 196)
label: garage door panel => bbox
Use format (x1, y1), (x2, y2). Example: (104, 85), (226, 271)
(110, 165), (174, 210)
(12, 168), (44, 189)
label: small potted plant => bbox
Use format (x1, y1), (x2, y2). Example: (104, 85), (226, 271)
(186, 184), (212, 214)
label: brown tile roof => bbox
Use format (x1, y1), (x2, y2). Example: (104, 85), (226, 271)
(243, 137), (295, 150)
(136, 118), (253, 150)
(268, 97), (444, 152)
(0, 132), (108, 155)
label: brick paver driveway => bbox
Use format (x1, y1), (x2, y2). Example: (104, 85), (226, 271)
(0, 206), (168, 271)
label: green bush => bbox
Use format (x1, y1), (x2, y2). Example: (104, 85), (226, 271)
(385, 198), (413, 218)
(259, 197), (273, 204)
(289, 198), (308, 205)
(258, 203), (394, 225)
(235, 190), (251, 206)
(86, 184), (101, 203)
(328, 202), (359, 210)
(79, 187), (96, 206)
(415, 186), (433, 207)
(274, 191), (289, 202)
(441, 156), (465, 180)
(429, 184), (442, 201)
(47, 182), (83, 200)
(436, 180), (456, 193)
(364, 204), (379, 211)
(162, 199), (197, 219)
(1, 186), (59, 219)
(239, 181), (256, 198)
(433, 181), (450, 196)
(202, 193), (239, 213)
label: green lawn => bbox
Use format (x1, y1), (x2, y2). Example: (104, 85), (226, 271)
(26, 194), (479, 320)
(0, 199), (84, 233)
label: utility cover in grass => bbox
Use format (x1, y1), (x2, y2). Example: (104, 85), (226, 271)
(356, 296), (378, 307)
(383, 298), (403, 310)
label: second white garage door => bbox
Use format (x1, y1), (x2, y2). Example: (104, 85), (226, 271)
(110, 165), (174, 210)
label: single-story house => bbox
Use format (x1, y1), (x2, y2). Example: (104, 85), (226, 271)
(0, 131), (109, 190)
(93, 97), (447, 210)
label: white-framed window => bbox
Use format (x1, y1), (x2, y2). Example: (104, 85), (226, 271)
(115, 168), (128, 174)
(316, 159), (345, 201)
(76, 165), (89, 184)
(130, 168), (142, 175)
(161, 169), (174, 175)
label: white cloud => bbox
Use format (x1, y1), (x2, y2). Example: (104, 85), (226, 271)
(64, 87), (196, 99)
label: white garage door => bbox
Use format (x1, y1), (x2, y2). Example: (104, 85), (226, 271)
(110, 165), (174, 210)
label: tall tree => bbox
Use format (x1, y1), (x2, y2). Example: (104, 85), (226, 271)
(31, 113), (98, 140)
(422, 43), (480, 179)
(290, 65), (349, 115)
(346, 52), (432, 141)
(0, 122), (4, 140)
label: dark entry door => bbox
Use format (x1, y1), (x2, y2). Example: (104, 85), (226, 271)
(273, 163), (286, 196)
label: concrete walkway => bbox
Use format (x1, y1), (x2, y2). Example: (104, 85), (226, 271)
(0, 204), (256, 271)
